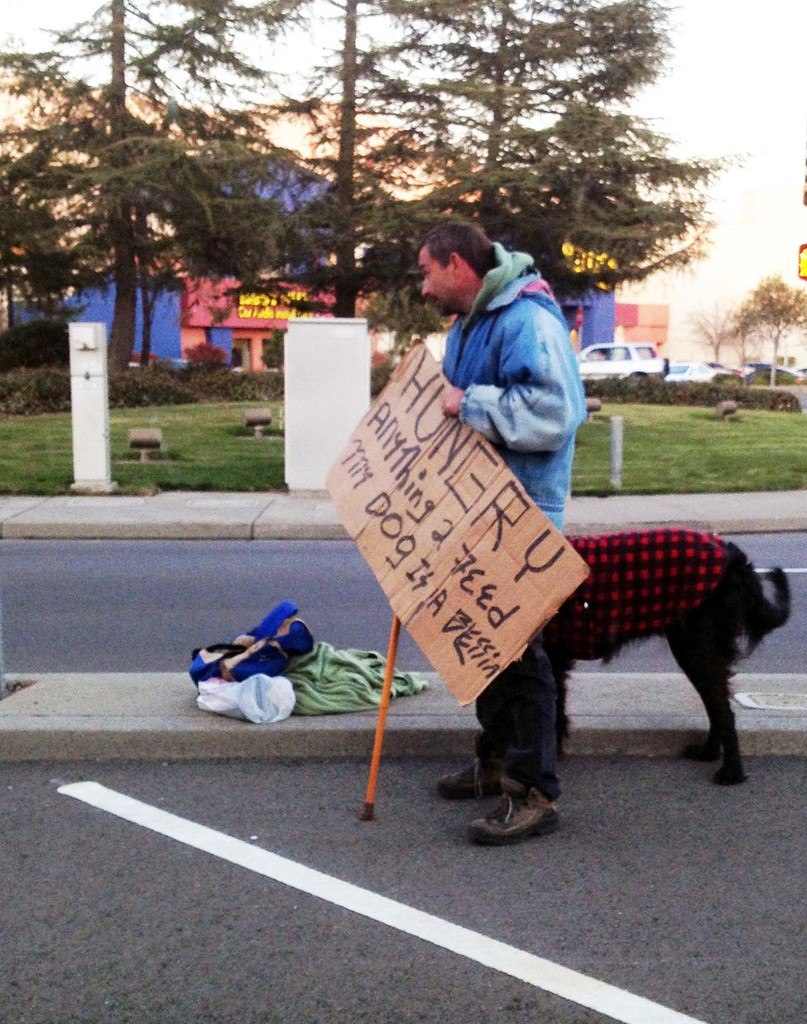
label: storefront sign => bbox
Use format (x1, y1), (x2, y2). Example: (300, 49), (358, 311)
(327, 345), (589, 705)
(237, 290), (309, 321)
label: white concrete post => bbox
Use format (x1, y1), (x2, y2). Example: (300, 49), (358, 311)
(609, 415), (624, 490)
(284, 319), (370, 491)
(69, 322), (117, 493)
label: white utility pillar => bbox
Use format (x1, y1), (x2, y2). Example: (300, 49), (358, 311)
(284, 318), (370, 491)
(69, 322), (117, 493)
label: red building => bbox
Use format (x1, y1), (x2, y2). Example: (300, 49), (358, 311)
(180, 278), (329, 369)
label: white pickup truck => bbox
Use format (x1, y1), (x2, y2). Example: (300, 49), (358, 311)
(578, 343), (668, 379)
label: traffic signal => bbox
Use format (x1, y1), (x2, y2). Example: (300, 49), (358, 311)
(800, 244), (807, 281)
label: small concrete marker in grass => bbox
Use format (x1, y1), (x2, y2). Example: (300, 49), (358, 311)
(128, 428), (163, 462)
(715, 400), (738, 421)
(242, 408), (273, 438)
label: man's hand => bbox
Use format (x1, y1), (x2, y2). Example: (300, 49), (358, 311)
(442, 386), (465, 418)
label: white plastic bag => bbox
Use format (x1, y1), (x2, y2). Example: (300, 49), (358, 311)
(196, 673), (296, 724)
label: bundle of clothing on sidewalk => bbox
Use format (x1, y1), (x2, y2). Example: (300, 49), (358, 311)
(189, 600), (427, 723)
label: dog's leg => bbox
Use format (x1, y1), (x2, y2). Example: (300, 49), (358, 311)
(666, 623), (746, 785)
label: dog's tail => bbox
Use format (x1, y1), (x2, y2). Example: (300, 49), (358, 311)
(724, 542), (791, 654)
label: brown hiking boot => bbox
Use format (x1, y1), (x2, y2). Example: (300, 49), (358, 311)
(437, 756), (503, 800)
(467, 777), (559, 845)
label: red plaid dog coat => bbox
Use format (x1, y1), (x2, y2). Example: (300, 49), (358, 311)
(543, 529), (729, 660)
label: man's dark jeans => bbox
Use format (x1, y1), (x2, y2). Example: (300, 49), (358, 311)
(475, 637), (560, 802)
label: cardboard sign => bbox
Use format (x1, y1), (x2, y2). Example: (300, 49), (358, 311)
(327, 345), (589, 705)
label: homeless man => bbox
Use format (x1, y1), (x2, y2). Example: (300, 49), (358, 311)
(418, 221), (587, 846)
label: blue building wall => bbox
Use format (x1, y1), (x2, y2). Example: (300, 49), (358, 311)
(581, 289), (615, 349)
(67, 286), (183, 360)
(208, 327), (233, 355)
(559, 289), (615, 350)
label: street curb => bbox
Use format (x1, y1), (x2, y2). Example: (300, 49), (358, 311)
(1, 490), (805, 540)
(2, 720), (804, 764)
(1, 673), (804, 764)
(1, 517), (804, 541)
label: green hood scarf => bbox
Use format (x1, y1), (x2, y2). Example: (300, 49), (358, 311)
(465, 242), (536, 325)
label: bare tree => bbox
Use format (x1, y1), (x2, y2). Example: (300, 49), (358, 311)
(688, 300), (737, 364)
(729, 310), (757, 370)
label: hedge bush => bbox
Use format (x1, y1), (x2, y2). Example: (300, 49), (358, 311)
(175, 365), (284, 402)
(2, 361), (799, 416)
(744, 369), (802, 386)
(0, 366), (72, 415)
(0, 319), (70, 372)
(583, 375), (801, 412)
(0, 364), (285, 417)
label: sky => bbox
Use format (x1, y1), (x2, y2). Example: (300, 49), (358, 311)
(631, 1), (807, 215)
(3, 0), (805, 215)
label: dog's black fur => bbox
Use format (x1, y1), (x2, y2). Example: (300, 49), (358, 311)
(544, 541), (791, 784)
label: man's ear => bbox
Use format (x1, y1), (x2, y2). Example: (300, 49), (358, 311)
(447, 251), (465, 274)
(448, 251), (479, 285)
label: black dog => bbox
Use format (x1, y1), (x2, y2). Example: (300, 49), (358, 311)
(543, 529), (791, 784)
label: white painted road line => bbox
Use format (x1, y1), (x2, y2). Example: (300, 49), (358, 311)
(59, 781), (708, 1024)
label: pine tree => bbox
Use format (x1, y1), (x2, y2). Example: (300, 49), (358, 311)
(363, 285), (446, 354)
(1, 0), (307, 369)
(0, 141), (94, 326)
(366, 0), (721, 295)
(279, 0), (429, 316)
(279, 0), (720, 313)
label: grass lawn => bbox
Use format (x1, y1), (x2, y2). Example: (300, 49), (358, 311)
(0, 401), (286, 495)
(573, 403), (807, 494)
(0, 400), (804, 495)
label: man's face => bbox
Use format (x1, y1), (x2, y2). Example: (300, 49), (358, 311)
(418, 246), (469, 315)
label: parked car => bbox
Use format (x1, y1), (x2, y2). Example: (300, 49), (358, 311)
(741, 363), (803, 384)
(665, 362), (720, 383)
(578, 343), (668, 378)
(740, 361), (771, 379)
(705, 362), (742, 377)
(127, 356), (190, 370)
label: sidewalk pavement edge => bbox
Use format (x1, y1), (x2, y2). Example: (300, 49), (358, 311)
(0, 489), (805, 540)
(0, 671), (804, 764)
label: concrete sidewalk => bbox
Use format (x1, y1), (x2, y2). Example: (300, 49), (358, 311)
(1, 671), (805, 763)
(0, 488), (805, 540)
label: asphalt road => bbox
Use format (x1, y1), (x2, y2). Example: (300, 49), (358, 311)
(0, 533), (804, 675)
(2, 756), (805, 1024)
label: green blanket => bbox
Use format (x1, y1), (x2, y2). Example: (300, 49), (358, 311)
(286, 642), (428, 715)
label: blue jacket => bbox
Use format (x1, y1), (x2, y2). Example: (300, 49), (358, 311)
(442, 274), (586, 530)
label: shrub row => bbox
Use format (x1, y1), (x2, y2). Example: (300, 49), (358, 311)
(0, 319), (70, 372)
(0, 366), (72, 416)
(0, 365), (284, 417)
(2, 362), (800, 417)
(583, 375), (801, 412)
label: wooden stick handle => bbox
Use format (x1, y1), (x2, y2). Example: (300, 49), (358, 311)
(359, 614), (401, 821)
